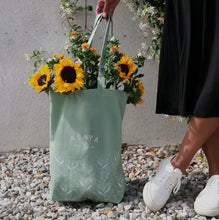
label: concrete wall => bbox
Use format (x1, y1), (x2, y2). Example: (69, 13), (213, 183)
(0, 0), (187, 153)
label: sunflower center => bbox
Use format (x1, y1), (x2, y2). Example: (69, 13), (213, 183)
(61, 66), (76, 83)
(120, 64), (129, 75)
(38, 75), (47, 86)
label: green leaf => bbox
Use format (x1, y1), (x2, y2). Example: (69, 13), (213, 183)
(34, 61), (38, 68)
(136, 74), (144, 78)
(87, 5), (93, 11)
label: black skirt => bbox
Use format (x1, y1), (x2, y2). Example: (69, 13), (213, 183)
(156, 0), (219, 117)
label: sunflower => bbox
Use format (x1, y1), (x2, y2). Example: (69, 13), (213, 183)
(136, 80), (144, 104)
(115, 55), (138, 83)
(53, 57), (84, 93)
(28, 64), (51, 93)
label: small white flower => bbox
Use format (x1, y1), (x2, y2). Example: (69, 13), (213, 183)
(139, 22), (147, 31)
(65, 8), (72, 15)
(152, 30), (157, 35)
(65, 2), (70, 7)
(146, 55), (152, 60)
(177, 117), (183, 123)
(141, 42), (147, 50)
(25, 53), (31, 61)
(110, 36), (116, 42)
(137, 50), (143, 57)
(158, 17), (164, 24)
(47, 58), (53, 63)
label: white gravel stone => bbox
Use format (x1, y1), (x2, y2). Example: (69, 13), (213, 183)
(58, 207), (66, 212)
(96, 203), (105, 208)
(0, 145), (212, 220)
(117, 203), (124, 211)
(197, 217), (207, 220)
(124, 204), (132, 211)
(107, 210), (117, 218)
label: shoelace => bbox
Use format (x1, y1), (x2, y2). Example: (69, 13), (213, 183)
(154, 172), (181, 194)
(165, 174), (181, 194)
(173, 177), (181, 193)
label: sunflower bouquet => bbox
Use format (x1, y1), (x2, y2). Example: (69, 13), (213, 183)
(28, 26), (145, 105)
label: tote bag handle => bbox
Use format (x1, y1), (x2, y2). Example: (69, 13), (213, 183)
(88, 13), (113, 89)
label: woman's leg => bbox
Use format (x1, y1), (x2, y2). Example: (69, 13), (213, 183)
(143, 117), (219, 212)
(202, 128), (219, 177)
(194, 128), (219, 216)
(171, 117), (219, 173)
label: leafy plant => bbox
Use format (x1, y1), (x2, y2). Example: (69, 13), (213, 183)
(27, 27), (145, 105)
(123, 0), (165, 61)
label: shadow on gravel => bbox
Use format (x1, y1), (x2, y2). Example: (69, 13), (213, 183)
(123, 177), (148, 202)
(124, 171), (209, 206)
(56, 178), (148, 210)
(61, 170), (208, 207)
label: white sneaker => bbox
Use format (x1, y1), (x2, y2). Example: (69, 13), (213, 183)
(143, 156), (182, 211)
(194, 175), (219, 217)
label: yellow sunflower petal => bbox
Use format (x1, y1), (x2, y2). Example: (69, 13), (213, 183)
(136, 99), (144, 104)
(135, 80), (144, 104)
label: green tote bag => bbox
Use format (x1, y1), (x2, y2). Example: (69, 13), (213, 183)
(49, 14), (128, 203)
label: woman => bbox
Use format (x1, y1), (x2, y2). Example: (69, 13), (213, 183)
(96, 0), (219, 216)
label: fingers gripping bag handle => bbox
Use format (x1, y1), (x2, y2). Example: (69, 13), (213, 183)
(88, 13), (113, 89)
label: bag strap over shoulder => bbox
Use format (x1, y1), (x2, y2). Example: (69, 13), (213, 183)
(88, 13), (113, 89)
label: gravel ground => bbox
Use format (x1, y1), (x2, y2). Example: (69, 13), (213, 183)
(0, 145), (219, 220)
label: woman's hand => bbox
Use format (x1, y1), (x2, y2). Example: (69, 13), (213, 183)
(96, 0), (121, 19)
